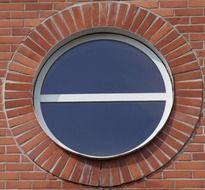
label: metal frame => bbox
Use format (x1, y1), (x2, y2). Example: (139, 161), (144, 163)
(34, 33), (174, 159)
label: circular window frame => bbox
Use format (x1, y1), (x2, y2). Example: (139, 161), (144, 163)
(34, 32), (174, 159)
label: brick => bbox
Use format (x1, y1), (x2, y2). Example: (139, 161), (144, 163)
(137, 13), (156, 36)
(12, 28), (30, 36)
(30, 31), (51, 51)
(6, 146), (20, 154)
(156, 30), (178, 49)
(32, 181), (61, 189)
(172, 62), (199, 74)
(169, 53), (196, 67)
(167, 17), (189, 25)
(20, 172), (46, 180)
(176, 153), (192, 161)
(174, 104), (200, 116)
(22, 132), (47, 153)
(24, 38), (46, 57)
(0, 155), (20, 162)
(0, 137), (15, 145)
(193, 171), (205, 178)
(25, 3), (52, 10)
(189, 0), (205, 7)
(18, 45), (42, 63)
(175, 97), (201, 107)
(149, 23), (172, 45)
(161, 36), (185, 55)
(134, 1), (158, 8)
(82, 4), (92, 29)
(126, 156), (142, 180)
(89, 161), (100, 186)
(80, 161), (92, 185)
(119, 159), (132, 184)
(99, 2), (107, 26)
(130, 9), (147, 32)
(29, 139), (50, 160)
(44, 19), (62, 41)
(154, 137), (176, 158)
(92, 3), (100, 27)
(160, 1), (187, 8)
(196, 50), (205, 57)
(0, 29), (11, 36)
(0, 173), (19, 180)
(0, 4), (24, 10)
(6, 181), (32, 189)
(193, 153), (205, 160)
(71, 160), (84, 183)
(11, 11), (38, 19)
(143, 18), (164, 40)
(16, 127), (41, 145)
(175, 162), (205, 170)
(191, 34), (205, 41)
(7, 73), (33, 83)
(6, 83), (32, 91)
(177, 25), (204, 33)
(42, 149), (62, 171)
(35, 143), (57, 165)
(109, 161), (121, 186)
(60, 156), (77, 180)
(6, 164), (33, 171)
(164, 171), (192, 178)
(0, 37), (22, 44)
(166, 44), (191, 61)
(116, 4), (128, 28)
(100, 162), (111, 186)
(62, 10), (77, 33)
(185, 144), (203, 152)
(5, 91), (32, 100)
(71, 6), (85, 31)
(6, 99), (32, 109)
(145, 180), (174, 188)
(175, 8), (203, 16)
(39, 10), (56, 18)
(152, 9), (174, 17)
(53, 13), (70, 37)
(176, 180), (204, 188)
(0, 129), (6, 136)
(52, 154), (68, 176)
(0, 12), (10, 19)
(175, 81), (202, 89)
(192, 17), (205, 24)
(134, 153), (152, 176)
(53, 2), (71, 10)
(123, 5), (138, 30)
(107, 3), (118, 26)
(148, 143), (169, 164)
(141, 148), (161, 170)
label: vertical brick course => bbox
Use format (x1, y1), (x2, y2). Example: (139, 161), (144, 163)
(1, 0), (205, 189)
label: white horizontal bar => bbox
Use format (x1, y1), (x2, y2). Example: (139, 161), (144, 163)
(40, 93), (168, 102)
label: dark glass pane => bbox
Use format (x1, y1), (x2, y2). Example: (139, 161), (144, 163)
(41, 102), (165, 157)
(41, 40), (165, 94)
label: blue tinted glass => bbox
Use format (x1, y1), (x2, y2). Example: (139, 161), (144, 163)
(41, 40), (165, 94)
(41, 102), (165, 157)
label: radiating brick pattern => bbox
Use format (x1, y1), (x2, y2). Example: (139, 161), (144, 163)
(0, 0), (205, 189)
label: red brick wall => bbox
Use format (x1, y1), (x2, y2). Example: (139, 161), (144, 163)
(1, 0), (205, 189)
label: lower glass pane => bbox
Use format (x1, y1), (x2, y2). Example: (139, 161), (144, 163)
(41, 102), (165, 157)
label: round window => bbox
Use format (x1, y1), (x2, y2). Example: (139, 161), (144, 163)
(34, 33), (173, 159)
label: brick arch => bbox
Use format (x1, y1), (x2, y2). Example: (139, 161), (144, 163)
(4, 1), (203, 187)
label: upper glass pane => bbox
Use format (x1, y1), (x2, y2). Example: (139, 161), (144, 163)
(41, 40), (165, 94)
